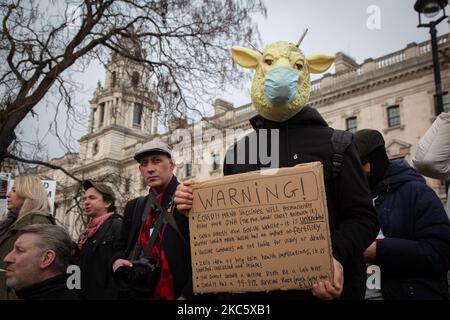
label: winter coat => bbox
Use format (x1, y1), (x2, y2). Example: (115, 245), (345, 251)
(111, 175), (193, 299)
(223, 106), (379, 299)
(0, 212), (55, 300)
(78, 213), (123, 300)
(413, 112), (450, 180)
(373, 160), (450, 300)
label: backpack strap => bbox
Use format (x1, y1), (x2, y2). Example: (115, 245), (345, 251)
(331, 129), (353, 178)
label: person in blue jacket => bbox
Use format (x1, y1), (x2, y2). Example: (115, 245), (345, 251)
(354, 129), (450, 300)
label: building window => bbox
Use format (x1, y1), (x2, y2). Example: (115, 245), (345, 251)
(185, 163), (192, 177)
(212, 153), (220, 171)
(133, 103), (142, 126)
(131, 71), (140, 88)
(92, 141), (99, 156)
(99, 103), (105, 127)
(443, 92), (450, 113)
(134, 48), (142, 59)
(387, 105), (400, 127)
(124, 178), (130, 193)
(91, 108), (97, 132)
(111, 71), (116, 87)
(346, 117), (357, 134)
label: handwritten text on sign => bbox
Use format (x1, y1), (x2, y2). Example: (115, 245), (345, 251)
(189, 162), (333, 294)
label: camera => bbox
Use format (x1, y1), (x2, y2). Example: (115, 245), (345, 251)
(113, 258), (159, 295)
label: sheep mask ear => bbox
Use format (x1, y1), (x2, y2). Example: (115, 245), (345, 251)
(231, 46), (262, 69)
(231, 46), (335, 73)
(307, 54), (334, 73)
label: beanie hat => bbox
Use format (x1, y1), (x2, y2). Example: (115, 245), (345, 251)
(354, 129), (386, 162)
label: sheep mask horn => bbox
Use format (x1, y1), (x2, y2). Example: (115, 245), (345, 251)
(231, 34), (334, 122)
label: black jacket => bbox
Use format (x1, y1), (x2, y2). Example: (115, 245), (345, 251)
(15, 274), (79, 300)
(223, 106), (379, 299)
(79, 213), (123, 300)
(112, 175), (193, 299)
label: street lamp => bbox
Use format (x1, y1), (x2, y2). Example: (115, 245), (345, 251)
(414, 0), (448, 115)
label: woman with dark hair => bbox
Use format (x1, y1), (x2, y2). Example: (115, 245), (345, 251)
(77, 180), (122, 300)
(0, 174), (55, 300)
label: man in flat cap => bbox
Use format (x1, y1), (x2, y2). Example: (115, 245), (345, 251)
(354, 129), (450, 300)
(111, 139), (192, 300)
(77, 180), (122, 299)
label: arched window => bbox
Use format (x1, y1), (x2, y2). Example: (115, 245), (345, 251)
(133, 103), (142, 126)
(185, 163), (192, 177)
(131, 71), (140, 88)
(212, 153), (221, 171)
(111, 71), (116, 87)
(92, 141), (99, 156)
(99, 103), (105, 127)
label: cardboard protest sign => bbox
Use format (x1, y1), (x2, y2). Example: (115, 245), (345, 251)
(189, 162), (334, 294)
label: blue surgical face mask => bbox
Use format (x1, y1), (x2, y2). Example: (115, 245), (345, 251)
(264, 66), (299, 107)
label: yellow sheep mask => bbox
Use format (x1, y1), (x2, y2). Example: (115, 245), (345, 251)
(232, 41), (334, 122)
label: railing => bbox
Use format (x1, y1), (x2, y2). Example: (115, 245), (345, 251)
(234, 104), (253, 117)
(331, 67), (362, 83)
(311, 80), (321, 92)
(419, 35), (448, 55)
(374, 51), (406, 69)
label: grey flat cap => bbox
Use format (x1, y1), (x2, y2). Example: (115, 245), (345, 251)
(134, 140), (172, 162)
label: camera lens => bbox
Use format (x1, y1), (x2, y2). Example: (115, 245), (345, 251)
(113, 266), (134, 289)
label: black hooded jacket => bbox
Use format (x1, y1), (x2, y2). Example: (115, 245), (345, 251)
(372, 160), (450, 299)
(223, 106), (379, 299)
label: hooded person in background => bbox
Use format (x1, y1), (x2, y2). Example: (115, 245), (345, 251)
(354, 129), (450, 300)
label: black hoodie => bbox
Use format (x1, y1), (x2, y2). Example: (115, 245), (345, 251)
(224, 106), (379, 299)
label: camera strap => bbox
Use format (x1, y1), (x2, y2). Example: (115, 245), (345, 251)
(142, 213), (165, 258)
(151, 194), (189, 248)
(129, 193), (163, 261)
(132, 189), (188, 261)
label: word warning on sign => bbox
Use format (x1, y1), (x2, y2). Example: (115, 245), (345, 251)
(189, 162), (334, 294)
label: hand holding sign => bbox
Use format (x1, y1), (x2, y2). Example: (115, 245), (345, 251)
(312, 257), (343, 300)
(174, 179), (195, 216)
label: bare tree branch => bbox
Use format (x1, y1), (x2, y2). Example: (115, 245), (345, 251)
(4, 152), (81, 182)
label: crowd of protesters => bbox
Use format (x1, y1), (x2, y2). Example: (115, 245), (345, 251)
(1, 111), (449, 300)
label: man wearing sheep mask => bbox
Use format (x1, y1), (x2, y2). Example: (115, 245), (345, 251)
(175, 36), (379, 300)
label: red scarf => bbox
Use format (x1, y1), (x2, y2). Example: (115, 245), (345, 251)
(139, 191), (175, 300)
(78, 212), (114, 249)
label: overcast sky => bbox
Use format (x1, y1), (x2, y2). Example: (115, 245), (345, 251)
(20, 0), (450, 160)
